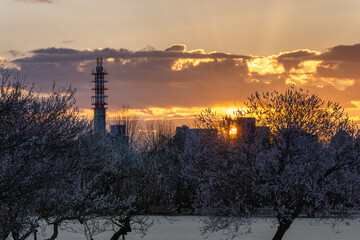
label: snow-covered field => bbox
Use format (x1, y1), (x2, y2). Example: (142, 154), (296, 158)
(38, 216), (360, 240)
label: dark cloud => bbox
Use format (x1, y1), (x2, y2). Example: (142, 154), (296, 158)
(314, 44), (360, 82)
(11, 45), (251, 110)
(8, 50), (25, 58)
(15, 46), (248, 64)
(273, 44), (360, 66)
(165, 44), (186, 52)
(319, 44), (360, 62)
(32, 48), (80, 55)
(9, 43), (360, 119)
(276, 49), (319, 71)
(316, 62), (360, 79)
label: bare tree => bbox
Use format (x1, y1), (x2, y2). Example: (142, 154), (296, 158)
(0, 64), (176, 240)
(139, 120), (175, 152)
(182, 87), (360, 240)
(37, 131), (138, 240)
(0, 67), (88, 240)
(106, 119), (177, 239)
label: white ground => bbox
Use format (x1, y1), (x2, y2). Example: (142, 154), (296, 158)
(36, 217), (360, 240)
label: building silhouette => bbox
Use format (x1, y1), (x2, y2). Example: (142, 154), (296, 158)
(174, 125), (217, 151)
(175, 118), (270, 150)
(110, 124), (129, 148)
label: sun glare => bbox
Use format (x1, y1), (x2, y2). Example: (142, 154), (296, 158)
(229, 126), (237, 136)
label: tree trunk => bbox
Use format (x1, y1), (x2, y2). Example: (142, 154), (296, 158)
(110, 230), (123, 240)
(12, 231), (19, 240)
(17, 226), (37, 240)
(110, 218), (131, 240)
(46, 221), (59, 240)
(272, 220), (293, 240)
(0, 230), (10, 240)
(272, 204), (303, 240)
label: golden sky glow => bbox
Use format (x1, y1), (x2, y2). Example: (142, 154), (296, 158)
(7, 43), (360, 126)
(3, 0), (360, 57)
(80, 105), (243, 121)
(86, 101), (360, 125)
(2, 0), (360, 126)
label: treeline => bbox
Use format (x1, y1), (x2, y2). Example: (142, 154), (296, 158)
(181, 87), (360, 240)
(2, 64), (360, 240)
(0, 68), (181, 240)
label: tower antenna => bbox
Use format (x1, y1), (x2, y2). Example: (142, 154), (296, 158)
(91, 57), (108, 133)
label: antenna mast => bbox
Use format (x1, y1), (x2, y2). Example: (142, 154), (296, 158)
(91, 57), (108, 133)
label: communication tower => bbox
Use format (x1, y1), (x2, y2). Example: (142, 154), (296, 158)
(92, 57), (108, 133)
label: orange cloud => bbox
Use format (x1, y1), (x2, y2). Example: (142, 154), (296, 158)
(246, 50), (357, 91)
(106, 58), (115, 63)
(247, 56), (285, 75)
(76, 62), (86, 72)
(171, 58), (215, 71)
(11, 43), (360, 125)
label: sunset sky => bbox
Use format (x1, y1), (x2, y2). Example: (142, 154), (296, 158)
(2, 0), (360, 124)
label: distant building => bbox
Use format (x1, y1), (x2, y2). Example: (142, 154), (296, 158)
(110, 124), (126, 136)
(110, 124), (129, 148)
(230, 117), (271, 145)
(174, 125), (217, 151)
(230, 117), (256, 141)
(174, 118), (271, 151)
